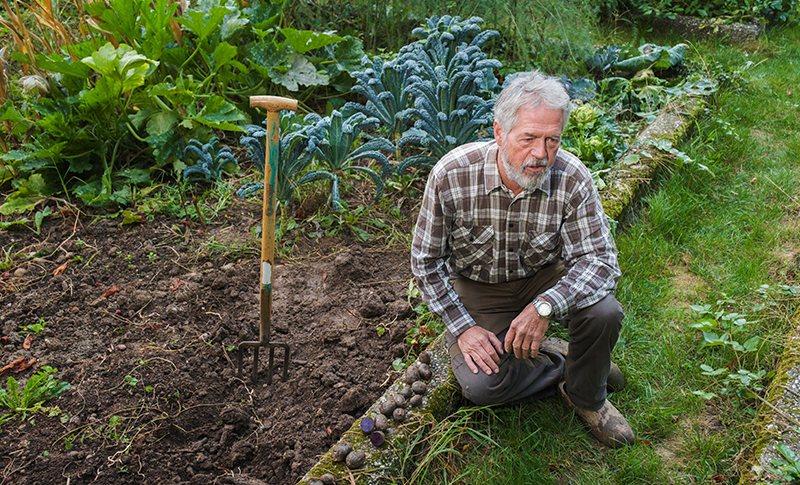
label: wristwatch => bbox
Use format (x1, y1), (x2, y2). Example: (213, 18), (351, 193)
(533, 299), (553, 319)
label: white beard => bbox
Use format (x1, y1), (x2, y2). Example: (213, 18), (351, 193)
(500, 145), (551, 191)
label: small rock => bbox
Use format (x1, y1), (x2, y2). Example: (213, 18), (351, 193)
(13, 268), (27, 278)
(320, 474), (335, 485)
(117, 344), (127, 351)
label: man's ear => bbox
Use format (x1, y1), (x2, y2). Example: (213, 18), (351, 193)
(493, 120), (503, 147)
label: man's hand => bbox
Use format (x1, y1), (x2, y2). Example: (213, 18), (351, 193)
(504, 302), (550, 360)
(457, 326), (504, 375)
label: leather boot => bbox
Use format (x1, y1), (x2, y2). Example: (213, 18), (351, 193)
(540, 337), (625, 392)
(558, 381), (635, 448)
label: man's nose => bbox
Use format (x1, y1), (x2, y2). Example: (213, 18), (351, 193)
(529, 138), (547, 159)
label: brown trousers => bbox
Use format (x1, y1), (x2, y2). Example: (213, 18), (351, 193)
(448, 261), (624, 411)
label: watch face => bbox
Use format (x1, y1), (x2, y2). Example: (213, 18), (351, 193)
(536, 300), (552, 317)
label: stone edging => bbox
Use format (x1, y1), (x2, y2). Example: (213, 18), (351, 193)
(297, 93), (710, 484)
(741, 309), (800, 484)
(649, 15), (765, 44)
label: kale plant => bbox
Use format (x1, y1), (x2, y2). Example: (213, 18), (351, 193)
(393, 16), (500, 173)
(182, 137), (239, 184)
(236, 112), (320, 203)
(409, 16), (499, 76)
(343, 54), (420, 141)
(305, 111), (394, 209)
(396, 68), (495, 173)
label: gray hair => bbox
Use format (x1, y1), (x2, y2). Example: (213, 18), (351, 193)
(494, 71), (572, 134)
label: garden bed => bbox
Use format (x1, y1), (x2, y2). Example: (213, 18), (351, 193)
(0, 198), (421, 485)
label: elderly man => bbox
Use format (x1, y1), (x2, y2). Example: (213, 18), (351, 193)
(410, 71), (634, 447)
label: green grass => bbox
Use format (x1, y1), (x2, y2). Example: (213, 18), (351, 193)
(402, 24), (800, 485)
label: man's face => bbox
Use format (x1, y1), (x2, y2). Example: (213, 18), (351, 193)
(494, 106), (563, 193)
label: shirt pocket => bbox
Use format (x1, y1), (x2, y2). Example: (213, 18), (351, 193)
(450, 224), (494, 269)
(520, 231), (560, 265)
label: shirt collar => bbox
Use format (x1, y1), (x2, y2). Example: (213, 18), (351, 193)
(482, 141), (554, 198)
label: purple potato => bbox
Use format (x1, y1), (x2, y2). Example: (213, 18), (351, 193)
(345, 449), (367, 469)
(331, 441), (353, 462)
(370, 430), (385, 447)
(374, 413), (389, 431)
(419, 351), (431, 364)
(409, 394), (423, 407)
(411, 381), (427, 395)
(393, 407), (406, 422)
(360, 417), (375, 434)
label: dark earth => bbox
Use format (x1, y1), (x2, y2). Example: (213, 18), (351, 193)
(0, 195), (423, 485)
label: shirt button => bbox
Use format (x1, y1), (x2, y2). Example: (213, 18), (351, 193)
(509, 223), (515, 228)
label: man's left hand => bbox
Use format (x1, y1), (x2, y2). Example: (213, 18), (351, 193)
(504, 302), (549, 360)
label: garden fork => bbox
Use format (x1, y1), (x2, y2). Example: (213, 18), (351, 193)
(236, 96), (298, 385)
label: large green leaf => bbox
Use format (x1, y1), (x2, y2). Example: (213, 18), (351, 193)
(269, 55), (328, 91)
(0, 174), (49, 214)
(211, 42), (248, 73)
(193, 96), (245, 131)
(146, 111), (179, 136)
(244, 0), (284, 29)
(85, 0), (145, 43)
(176, 7), (231, 42)
(148, 77), (197, 106)
(139, 0), (180, 60)
(279, 28), (342, 54)
(80, 77), (123, 106)
(81, 44), (155, 93)
(221, 10), (248, 40)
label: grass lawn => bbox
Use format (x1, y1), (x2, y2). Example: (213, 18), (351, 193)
(401, 23), (800, 485)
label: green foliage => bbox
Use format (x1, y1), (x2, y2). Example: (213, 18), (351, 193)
(768, 443), (800, 483)
(631, 0), (800, 23)
(344, 55), (421, 141)
(689, 298), (769, 400)
(305, 111), (394, 209)
(0, 366), (71, 425)
(562, 102), (627, 173)
(0, 0), (362, 211)
(183, 137), (239, 184)
(20, 318), (47, 335)
(236, 112), (318, 202)
(395, 16), (500, 173)
(585, 43), (688, 77)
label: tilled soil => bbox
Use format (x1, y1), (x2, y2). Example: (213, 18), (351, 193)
(0, 199), (419, 484)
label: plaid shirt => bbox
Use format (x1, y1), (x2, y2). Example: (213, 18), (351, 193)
(410, 140), (620, 337)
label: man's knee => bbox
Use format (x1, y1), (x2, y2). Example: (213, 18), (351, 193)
(452, 355), (506, 406)
(570, 294), (624, 337)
